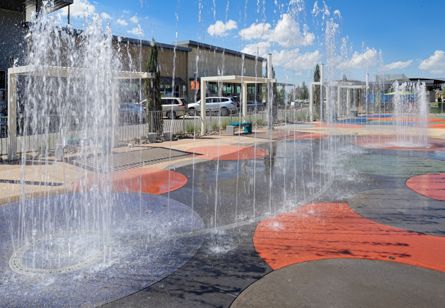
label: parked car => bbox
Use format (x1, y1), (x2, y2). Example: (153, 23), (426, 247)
(160, 97), (188, 119)
(119, 102), (145, 124)
(231, 96), (240, 109)
(139, 97), (188, 119)
(247, 100), (265, 112)
(188, 97), (238, 116)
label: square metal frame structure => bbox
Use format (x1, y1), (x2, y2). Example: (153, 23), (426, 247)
(199, 75), (275, 135)
(7, 65), (152, 160)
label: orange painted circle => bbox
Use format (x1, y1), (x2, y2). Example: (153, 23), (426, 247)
(254, 202), (445, 272)
(407, 173), (445, 201)
(190, 145), (267, 160)
(316, 123), (362, 129)
(111, 168), (188, 194)
(355, 135), (445, 151)
(76, 168), (188, 195)
(285, 132), (326, 141)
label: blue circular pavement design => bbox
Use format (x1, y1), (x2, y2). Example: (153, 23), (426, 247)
(0, 192), (204, 307)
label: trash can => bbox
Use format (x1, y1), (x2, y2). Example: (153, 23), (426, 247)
(242, 122), (252, 134)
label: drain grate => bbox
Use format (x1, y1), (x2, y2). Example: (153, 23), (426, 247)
(0, 179), (64, 186)
(68, 147), (193, 172)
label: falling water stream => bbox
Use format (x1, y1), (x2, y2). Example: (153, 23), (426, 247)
(0, 0), (367, 306)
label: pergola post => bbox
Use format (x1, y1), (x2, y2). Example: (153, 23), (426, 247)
(7, 70), (17, 161)
(346, 88), (351, 116)
(200, 78), (206, 136)
(309, 83), (314, 122)
(242, 82), (247, 121)
(267, 53), (273, 130)
(111, 79), (118, 149)
(320, 64), (324, 122)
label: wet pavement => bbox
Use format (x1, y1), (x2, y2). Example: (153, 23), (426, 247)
(1, 128), (445, 307)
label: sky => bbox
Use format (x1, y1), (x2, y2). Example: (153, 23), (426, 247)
(54, 0), (445, 85)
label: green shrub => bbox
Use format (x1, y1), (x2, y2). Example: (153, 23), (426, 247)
(185, 122), (197, 135)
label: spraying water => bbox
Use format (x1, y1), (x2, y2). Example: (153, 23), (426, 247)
(392, 81), (429, 147)
(12, 6), (120, 272)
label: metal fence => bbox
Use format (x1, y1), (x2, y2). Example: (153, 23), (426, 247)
(0, 108), (309, 158)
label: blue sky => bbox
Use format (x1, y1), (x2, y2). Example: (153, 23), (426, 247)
(58, 0), (445, 84)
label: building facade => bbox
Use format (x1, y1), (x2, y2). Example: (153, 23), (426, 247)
(0, 2), (265, 117)
(178, 40), (265, 103)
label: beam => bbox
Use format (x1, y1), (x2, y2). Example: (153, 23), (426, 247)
(200, 79), (206, 136)
(7, 65), (152, 80)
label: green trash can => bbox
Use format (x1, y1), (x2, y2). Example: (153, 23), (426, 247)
(242, 122), (252, 134)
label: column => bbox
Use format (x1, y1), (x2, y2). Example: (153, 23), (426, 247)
(200, 79), (206, 135)
(7, 71), (17, 161)
(309, 83), (313, 122)
(242, 82), (247, 121)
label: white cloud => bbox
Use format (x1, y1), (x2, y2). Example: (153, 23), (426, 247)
(339, 48), (379, 70)
(241, 42), (271, 57)
(239, 14), (314, 48)
(384, 60), (412, 70)
(130, 16), (139, 24)
(100, 12), (111, 20)
(273, 49), (321, 72)
(116, 18), (128, 26)
(128, 25), (144, 37)
(207, 20), (238, 37)
(419, 50), (445, 74)
(270, 14), (314, 47)
(62, 0), (95, 17)
(239, 22), (271, 40)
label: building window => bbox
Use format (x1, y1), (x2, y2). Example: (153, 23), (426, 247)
(0, 70), (5, 90)
(0, 70), (6, 105)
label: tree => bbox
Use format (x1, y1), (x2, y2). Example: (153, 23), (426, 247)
(301, 82), (309, 100)
(313, 64), (321, 120)
(144, 39), (163, 135)
(272, 67), (278, 121)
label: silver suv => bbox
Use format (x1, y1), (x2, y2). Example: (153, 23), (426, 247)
(141, 97), (188, 119)
(188, 97), (238, 116)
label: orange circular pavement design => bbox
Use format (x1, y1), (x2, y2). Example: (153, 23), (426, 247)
(77, 168), (188, 195)
(253, 202), (445, 272)
(316, 123), (362, 129)
(429, 123), (445, 128)
(407, 173), (445, 201)
(111, 168), (188, 194)
(355, 135), (445, 151)
(190, 145), (268, 160)
(282, 132), (326, 141)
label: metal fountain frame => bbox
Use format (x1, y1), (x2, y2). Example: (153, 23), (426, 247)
(199, 54), (275, 136)
(199, 75), (275, 135)
(309, 64), (367, 121)
(7, 65), (152, 160)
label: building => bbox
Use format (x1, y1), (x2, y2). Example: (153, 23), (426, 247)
(178, 40), (265, 103)
(0, 1), (73, 117)
(0, 1), (266, 124)
(114, 37), (190, 101)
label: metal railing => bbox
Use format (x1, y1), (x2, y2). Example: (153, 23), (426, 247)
(0, 108), (310, 158)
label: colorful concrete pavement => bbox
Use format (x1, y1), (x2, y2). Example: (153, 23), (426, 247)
(104, 133), (445, 308)
(2, 127), (445, 307)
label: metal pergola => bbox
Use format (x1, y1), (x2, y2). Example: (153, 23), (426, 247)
(7, 65), (152, 160)
(309, 72), (367, 121)
(199, 75), (275, 135)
